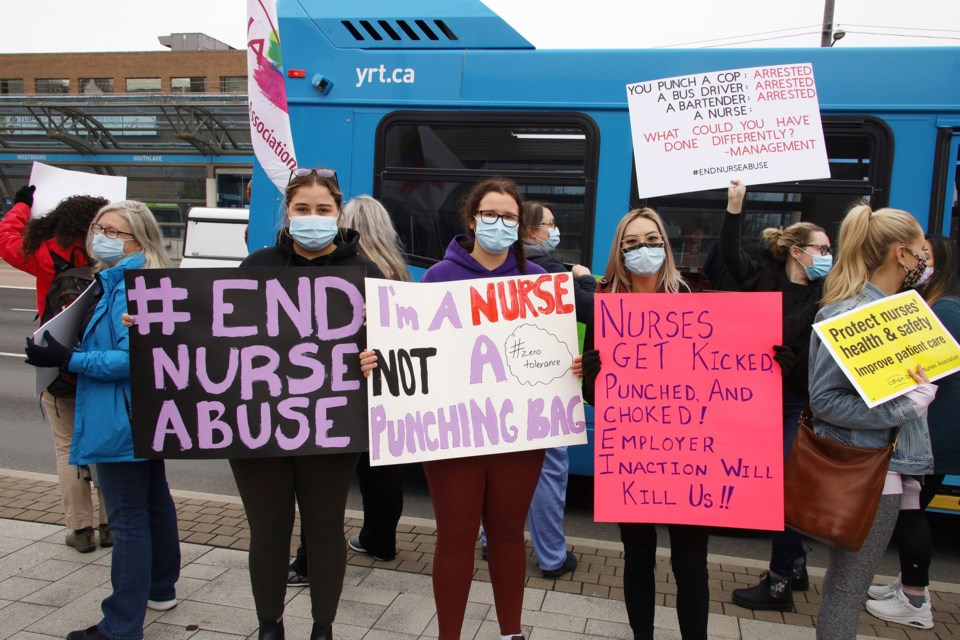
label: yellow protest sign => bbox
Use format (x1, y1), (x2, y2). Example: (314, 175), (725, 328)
(813, 290), (960, 407)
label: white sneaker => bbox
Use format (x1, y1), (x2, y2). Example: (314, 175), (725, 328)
(865, 587), (933, 630)
(867, 574), (901, 600)
(147, 598), (178, 611)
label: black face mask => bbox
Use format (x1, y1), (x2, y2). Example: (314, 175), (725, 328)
(901, 247), (928, 289)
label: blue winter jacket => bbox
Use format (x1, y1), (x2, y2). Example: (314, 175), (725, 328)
(68, 253), (144, 466)
(808, 282), (934, 475)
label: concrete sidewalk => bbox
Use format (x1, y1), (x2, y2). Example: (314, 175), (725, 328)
(0, 471), (958, 639)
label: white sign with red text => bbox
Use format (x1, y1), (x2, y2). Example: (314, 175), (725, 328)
(628, 64), (830, 198)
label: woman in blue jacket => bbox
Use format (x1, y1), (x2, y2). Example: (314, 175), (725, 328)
(808, 205), (934, 640)
(25, 200), (179, 640)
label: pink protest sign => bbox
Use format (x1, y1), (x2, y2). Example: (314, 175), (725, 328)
(593, 292), (783, 530)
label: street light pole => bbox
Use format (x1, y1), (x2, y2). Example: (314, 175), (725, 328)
(821, 0), (837, 47)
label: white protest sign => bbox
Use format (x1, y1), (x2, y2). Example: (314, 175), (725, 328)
(365, 273), (588, 465)
(32, 282), (98, 395)
(627, 63), (830, 199)
(28, 162), (127, 217)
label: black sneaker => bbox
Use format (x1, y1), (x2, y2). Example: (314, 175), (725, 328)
(347, 534), (394, 561)
(541, 551), (578, 578)
(66, 625), (106, 640)
(731, 571), (793, 611)
(286, 569), (309, 587)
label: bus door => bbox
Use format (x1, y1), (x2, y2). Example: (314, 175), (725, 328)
(929, 125), (960, 516)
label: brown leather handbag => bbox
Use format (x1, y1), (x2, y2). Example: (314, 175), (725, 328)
(784, 412), (893, 552)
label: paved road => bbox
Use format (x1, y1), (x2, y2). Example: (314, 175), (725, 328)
(2, 277), (959, 583)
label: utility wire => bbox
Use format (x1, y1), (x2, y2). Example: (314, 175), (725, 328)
(843, 30), (960, 41)
(842, 24), (960, 34)
(701, 32), (822, 48)
(656, 24), (820, 48)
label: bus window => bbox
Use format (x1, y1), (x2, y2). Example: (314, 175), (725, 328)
(635, 116), (893, 290)
(374, 112), (599, 268)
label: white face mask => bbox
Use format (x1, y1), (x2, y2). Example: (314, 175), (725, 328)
(624, 246), (665, 276)
(92, 234), (127, 264)
(474, 216), (518, 254)
(542, 226), (560, 252)
(288, 215), (338, 251)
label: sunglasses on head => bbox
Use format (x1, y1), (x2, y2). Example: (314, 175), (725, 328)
(288, 167), (338, 186)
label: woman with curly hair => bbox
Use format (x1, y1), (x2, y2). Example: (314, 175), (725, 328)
(0, 184), (111, 553)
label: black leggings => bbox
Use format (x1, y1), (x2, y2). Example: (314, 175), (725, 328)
(893, 474), (944, 586)
(230, 452), (360, 623)
(619, 523), (709, 640)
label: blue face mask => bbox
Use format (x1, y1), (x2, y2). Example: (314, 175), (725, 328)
(92, 234), (127, 265)
(288, 215), (338, 251)
(802, 253), (833, 281)
(474, 216), (518, 254)
(542, 227), (560, 253)
(624, 246), (665, 277)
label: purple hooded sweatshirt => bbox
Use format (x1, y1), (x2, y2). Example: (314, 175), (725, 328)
(421, 235), (546, 283)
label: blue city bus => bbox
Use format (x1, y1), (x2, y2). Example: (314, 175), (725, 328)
(249, 0), (960, 512)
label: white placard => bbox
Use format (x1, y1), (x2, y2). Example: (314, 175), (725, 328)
(28, 162), (127, 218)
(627, 64), (830, 199)
(365, 274), (588, 465)
(32, 282), (99, 395)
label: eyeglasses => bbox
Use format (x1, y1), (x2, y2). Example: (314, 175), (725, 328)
(477, 210), (520, 228)
(288, 167), (339, 186)
(539, 221), (558, 229)
(799, 244), (832, 256)
(91, 223), (135, 240)
(621, 234), (665, 253)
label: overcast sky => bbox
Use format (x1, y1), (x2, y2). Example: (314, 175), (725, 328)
(2, 0), (958, 53)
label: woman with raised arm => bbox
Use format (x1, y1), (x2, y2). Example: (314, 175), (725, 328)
(723, 180), (831, 611)
(1, 186), (112, 553)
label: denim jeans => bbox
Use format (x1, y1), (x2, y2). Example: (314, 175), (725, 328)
(96, 460), (180, 640)
(527, 446), (569, 571)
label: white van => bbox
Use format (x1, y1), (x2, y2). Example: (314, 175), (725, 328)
(180, 207), (249, 268)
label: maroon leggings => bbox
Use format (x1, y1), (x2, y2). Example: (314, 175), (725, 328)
(423, 449), (545, 639)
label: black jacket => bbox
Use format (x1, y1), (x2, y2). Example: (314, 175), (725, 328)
(242, 228), (385, 280)
(523, 241), (597, 325)
(719, 212), (820, 394)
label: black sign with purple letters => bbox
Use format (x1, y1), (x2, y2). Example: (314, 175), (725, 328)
(125, 267), (368, 458)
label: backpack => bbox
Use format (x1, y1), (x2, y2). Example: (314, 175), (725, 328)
(41, 248), (95, 398)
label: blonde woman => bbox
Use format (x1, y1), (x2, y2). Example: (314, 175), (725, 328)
(25, 201), (180, 640)
(574, 208), (708, 640)
(808, 205), (934, 640)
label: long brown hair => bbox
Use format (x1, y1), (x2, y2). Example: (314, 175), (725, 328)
(458, 177), (529, 274)
(922, 235), (960, 306)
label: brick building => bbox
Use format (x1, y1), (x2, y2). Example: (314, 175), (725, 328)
(0, 36), (254, 264)
(0, 35), (246, 96)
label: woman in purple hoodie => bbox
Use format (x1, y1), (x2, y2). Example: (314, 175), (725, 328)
(363, 178), (546, 640)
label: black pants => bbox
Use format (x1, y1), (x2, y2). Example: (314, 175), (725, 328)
(619, 523), (710, 640)
(290, 453), (404, 573)
(230, 452), (359, 623)
(893, 474), (944, 586)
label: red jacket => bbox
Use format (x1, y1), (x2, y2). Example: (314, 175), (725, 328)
(0, 202), (90, 320)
